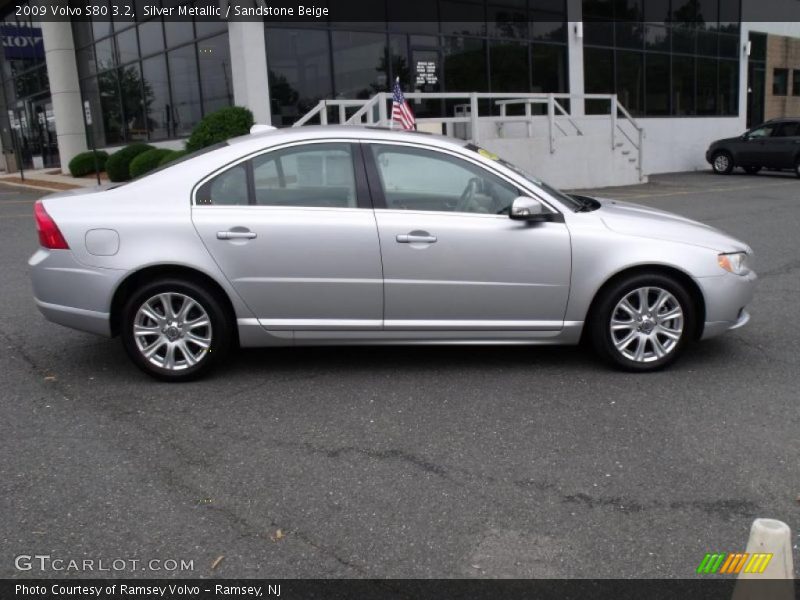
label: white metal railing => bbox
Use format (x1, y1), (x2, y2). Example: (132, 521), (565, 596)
(293, 92), (645, 181)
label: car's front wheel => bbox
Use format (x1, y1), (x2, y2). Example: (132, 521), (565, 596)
(121, 279), (233, 381)
(711, 151), (733, 174)
(590, 274), (696, 372)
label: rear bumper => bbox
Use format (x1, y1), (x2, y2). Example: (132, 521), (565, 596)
(697, 270), (757, 340)
(34, 298), (111, 336)
(29, 248), (123, 337)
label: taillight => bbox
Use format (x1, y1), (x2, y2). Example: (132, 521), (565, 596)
(34, 200), (69, 250)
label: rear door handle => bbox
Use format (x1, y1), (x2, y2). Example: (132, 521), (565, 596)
(396, 233), (437, 244)
(217, 230), (257, 240)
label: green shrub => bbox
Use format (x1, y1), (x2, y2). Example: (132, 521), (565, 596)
(105, 143), (154, 182)
(129, 148), (173, 179)
(67, 150), (108, 178)
(185, 106), (254, 152)
(157, 149), (190, 167)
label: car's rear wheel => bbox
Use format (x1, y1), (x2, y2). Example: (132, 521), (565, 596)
(743, 166), (761, 175)
(711, 151), (733, 174)
(121, 279), (233, 381)
(590, 273), (696, 372)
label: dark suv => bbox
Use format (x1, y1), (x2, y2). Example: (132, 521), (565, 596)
(706, 118), (800, 177)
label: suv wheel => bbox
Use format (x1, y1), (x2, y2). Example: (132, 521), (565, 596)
(121, 278), (233, 381)
(590, 274), (696, 372)
(711, 151), (733, 174)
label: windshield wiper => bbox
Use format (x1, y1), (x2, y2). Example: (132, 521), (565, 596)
(570, 195), (592, 212)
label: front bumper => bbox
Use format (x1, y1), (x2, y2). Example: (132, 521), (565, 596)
(29, 248), (123, 337)
(696, 270), (758, 340)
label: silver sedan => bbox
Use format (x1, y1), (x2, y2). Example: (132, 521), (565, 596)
(29, 126), (757, 380)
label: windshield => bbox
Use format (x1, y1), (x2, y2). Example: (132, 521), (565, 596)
(466, 144), (583, 211)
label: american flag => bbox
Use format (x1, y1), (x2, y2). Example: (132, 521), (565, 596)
(391, 78), (416, 131)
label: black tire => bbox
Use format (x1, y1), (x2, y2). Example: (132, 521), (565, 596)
(795, 158), (800, 178)
(711, 151), (734, 174)
(589, 273), (696, 372)
(743, 166), (761, 175)
(121, 278), (233, 382)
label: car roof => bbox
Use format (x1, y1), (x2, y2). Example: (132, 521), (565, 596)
(227, 124), (468, 153)
(763, 117), (800, 124)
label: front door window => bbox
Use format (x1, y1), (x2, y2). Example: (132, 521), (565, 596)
(369, 144), (519, 214)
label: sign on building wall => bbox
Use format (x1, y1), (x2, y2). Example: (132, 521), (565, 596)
(415, 61), (438, 86)
(0, 25), (44, 60)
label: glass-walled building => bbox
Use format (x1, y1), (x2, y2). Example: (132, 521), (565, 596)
(0, 0), (796, 177)
(0, 11), (57, 168)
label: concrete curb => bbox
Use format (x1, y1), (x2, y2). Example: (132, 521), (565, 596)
(0, 180), (78, 193)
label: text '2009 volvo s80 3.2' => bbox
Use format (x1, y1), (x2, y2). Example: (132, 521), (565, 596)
(29, 126), (757, 381)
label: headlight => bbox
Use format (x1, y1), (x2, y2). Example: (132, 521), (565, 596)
(718, 252), (750, 275)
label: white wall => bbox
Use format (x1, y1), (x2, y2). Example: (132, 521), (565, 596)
(479, 133), (642, 189)
(638, 118), (745, 174)
(470, 113), (745, 183)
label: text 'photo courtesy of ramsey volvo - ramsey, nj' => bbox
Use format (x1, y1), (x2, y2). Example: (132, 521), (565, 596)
(29, 126), (757, 381)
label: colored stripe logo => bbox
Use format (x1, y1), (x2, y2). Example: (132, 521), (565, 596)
(697, 552), (773, 574)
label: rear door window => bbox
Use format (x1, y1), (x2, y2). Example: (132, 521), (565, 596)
(774, 122), (800, 137)
(252, 143), (357, 208)
(195, 142), (359, 208)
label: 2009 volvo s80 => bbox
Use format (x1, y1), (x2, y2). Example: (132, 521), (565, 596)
(30, 126), (756, 381)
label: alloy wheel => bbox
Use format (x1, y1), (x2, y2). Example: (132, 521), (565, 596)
(713, 154), (730, 173)
(609, 287), (684, 363)
(133, 292), (212, 371)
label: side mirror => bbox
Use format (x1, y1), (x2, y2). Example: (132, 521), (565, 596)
(510, 196), (546, 220)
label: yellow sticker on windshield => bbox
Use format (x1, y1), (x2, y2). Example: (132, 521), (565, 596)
(478, 148), (499, 161)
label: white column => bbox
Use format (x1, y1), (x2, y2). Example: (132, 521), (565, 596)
(566, 23), (585, 116)
(566, 0), (585, 116)
(738, 24), (753, 131)
(227, 21), (271, 125)
(40, 20), (87, 174)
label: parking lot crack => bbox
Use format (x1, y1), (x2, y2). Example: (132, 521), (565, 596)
(561, 492), (758, 519)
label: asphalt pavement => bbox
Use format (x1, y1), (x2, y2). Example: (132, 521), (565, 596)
(1, 171), (798, 579)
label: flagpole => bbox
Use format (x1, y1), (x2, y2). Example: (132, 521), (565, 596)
(388, 78), (398, 130)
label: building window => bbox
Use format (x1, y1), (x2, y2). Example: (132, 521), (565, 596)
(265, 28), (333, 128)
(793, 70), (800, 96)
(581, 0), (741, 117)
(265, 10), (569, 125)
(773, 69), (789, 96)
(645, 53), (670, 115)
(73, 20), (233, 147)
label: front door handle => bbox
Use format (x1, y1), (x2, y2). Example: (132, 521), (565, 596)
(397, 232), (437, 244)
(217, 230), (257, 240)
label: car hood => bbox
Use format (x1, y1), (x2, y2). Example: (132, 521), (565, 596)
(595, 198), (751, 253)
(710, 136), (742, 146)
